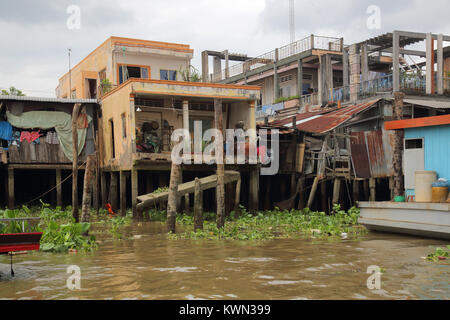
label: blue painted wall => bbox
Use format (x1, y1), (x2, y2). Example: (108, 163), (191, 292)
(405, 124), (450, 180)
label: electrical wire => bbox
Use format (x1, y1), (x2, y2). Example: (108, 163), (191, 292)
(21, 159), (88, 206)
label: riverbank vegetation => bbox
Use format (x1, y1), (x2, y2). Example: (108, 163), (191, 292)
(426, 246), (449, 263)
(0, 202), (132, 253)
(152, 204), (366, 241)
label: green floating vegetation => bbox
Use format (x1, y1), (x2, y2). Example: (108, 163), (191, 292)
(167, 204), (366, 241)
(426, 246), (450, 263)
(0, 201), (132, 253)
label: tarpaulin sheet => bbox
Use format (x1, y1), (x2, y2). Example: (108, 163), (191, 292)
(6, 110), (91, 161)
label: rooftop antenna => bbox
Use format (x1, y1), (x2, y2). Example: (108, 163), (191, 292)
(68, 48), (72, 98)
(289, 0), (295, 43)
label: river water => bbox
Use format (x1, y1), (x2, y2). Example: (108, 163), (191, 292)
(0, 222), (448, 300)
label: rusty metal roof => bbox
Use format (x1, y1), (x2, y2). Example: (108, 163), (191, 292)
(294, 99), (381, 134)
(269, 109), (333, 127)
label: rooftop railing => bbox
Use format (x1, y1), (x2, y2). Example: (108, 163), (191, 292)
(213, 35), (342, 82)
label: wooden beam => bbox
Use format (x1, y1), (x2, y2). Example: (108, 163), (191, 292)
(234, 175), (242, 218)
(72, 103), (81, 222)
(214, 98), (225, 228)
(81, 155), (95, 225)
(56, 169), (62, 208)
(193, 177), (203, 231)
(167, 162), (181, 233)
(131, 168), (139, 219)
(8, 167), (14, 209)
(110, 171), (118, 212)
(332, 178), (341, 204)
(120, 170), (127, 216)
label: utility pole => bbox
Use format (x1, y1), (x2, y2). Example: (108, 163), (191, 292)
(68, 48), (72, 98)
(289, 0), (295, 43)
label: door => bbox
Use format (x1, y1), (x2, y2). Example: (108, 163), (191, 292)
(403, 138), (424, 190)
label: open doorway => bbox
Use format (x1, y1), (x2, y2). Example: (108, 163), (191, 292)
(86, 78), (97, 99)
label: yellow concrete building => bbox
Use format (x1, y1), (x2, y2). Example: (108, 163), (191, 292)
(56, 36), (261, 217)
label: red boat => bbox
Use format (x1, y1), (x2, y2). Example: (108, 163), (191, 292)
(0, 218), (42, 277)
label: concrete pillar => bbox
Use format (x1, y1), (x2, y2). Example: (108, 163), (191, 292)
(201, 51), (209, 83)
(426, 32), (433, 94)
(297, 57), (303, 107)
(361, 44), (369, 92)
(224, 50), (230, 79)
(393, 31), (400, 92)
(343, 48), (349, 101)
(326, 54), (333, 101)
(349, 44), (360, 102)
(213, 56), (221, 82)
(319, 54), (333, 104)
(129, 95), (137, 153)
(437, 34), (444, 95)
(274, 63), (280, 102)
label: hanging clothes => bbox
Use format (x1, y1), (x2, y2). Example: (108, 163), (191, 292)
(45, 131), (59, 145)
(0, 121), (12, 141)
(20, 130), (42, 143)
(8, 131), (21, 148)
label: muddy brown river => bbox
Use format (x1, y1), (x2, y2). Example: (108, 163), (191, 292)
(0, 222), (448, 300)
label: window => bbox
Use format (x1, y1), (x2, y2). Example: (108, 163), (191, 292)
(109, 119), (115, 158)
(121, 113), (127, 138)
(160, 69), (177, 81)
(405, 138), (423, 149)
(99, 69), (106, 82)
(118, 65), (150, 84)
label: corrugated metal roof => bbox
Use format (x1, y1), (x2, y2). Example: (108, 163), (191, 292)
(270, 109), (333, 127)
(294, 99), (380, 134)
(0, 95), (98, 104)
(404, 98), (450, 109)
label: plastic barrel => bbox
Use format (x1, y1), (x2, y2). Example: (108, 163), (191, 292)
(414, 171), (437, 202)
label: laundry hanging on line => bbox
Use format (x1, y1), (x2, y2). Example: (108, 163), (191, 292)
(20, 130), (42, 143)
(0, 121), (12, 141)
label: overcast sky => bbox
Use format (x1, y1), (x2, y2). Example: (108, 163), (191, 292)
(0, 0), (449, 97)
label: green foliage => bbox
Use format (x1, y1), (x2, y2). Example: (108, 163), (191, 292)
(426, 246), (450, 263)
(179, 65), (202, 82)
(274, 95), (300, 104)
(153, 187), (169, 194)
(0, 202), (97, 253)
(106, 215), (132, 239)
(1, 86), (25, 96)
(168, 205), (366, 241)
(101, 79), (113, 94)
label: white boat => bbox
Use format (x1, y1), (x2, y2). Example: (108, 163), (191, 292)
(358, 201), (450, 240)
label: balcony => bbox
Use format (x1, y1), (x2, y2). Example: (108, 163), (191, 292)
(212, 35), (343, 82)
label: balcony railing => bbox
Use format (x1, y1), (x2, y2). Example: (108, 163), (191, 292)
(213, 35), (342, 82)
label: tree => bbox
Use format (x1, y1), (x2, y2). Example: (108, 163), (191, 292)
(1, 86), (25, 96)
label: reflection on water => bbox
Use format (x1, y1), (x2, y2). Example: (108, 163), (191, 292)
(0, 221), (448, 300)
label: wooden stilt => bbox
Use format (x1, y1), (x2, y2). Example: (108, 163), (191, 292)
(184, 194), (190, 214)
(363, 179), (369, 201)
(8, 167), (14, 209)
(81, 155), (95, 226)
(332, 178), (341, 205)
(307, 176), (319, 208)
(101, 170), (107, 209)
(131, 168), (139, 219)
(159, 172), (168, 210)
(110, 172), (118, 212)
(167, 163), (181, 233)
(234, 175), (241, 218)
(193, 177), (203, 231)
(389, 176), (394, 201)
(249, 167), (259, 213)
(290, 173), (297, 196)
(369, 178), (376, 201)
(214, 98), (225, 228)
(92, 165), (99, 211)
(56, 169), (62, 208)
(321, 179), (327, 212)
(353, 179), (360, 205)
(297, 176), (305, 210)
(71, 103), (81, 222)
(120, 171), (127, 216)
(264, 176), (271, 210)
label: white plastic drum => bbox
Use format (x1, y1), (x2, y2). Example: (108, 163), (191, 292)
(414, 171), (437, 202)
